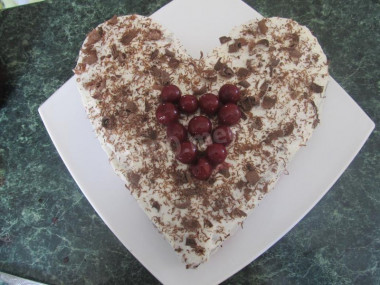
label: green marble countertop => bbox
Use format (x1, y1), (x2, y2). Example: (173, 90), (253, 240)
(0, 0), (379, 284)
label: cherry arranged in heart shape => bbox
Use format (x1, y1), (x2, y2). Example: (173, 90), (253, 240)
(156, 84), (242, 180)
(179, 95), (198, 114)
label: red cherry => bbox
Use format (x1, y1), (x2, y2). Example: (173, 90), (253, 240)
(161, 85), (181, 102)
(156, 103), (179, 125)
(167, 122), (187, 142)
(176, 141), (197, 164)
(179, 95), (198, 114)
(206, 143), (227, 165)
(199, 93), (219, 115)
(190, 157), (212, 180)
(212, 125), (233, 145)
(218, 103), (241, 125)
(219, 84), (240, 103)
(188, 116), (212, 136)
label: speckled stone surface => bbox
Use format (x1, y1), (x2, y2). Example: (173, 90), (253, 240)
(0, 0), (378, 284)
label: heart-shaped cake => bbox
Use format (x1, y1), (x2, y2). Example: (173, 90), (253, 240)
(74, 14), (328, 268)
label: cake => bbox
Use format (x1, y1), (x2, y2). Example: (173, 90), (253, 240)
(74, 14), (328, 268)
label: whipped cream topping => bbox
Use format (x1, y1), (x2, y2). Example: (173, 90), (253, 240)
(74, 15), (328, 268)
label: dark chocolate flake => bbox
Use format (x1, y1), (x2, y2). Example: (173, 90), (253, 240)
(168, 57), (180, 68)
(125, 100), (138, 113)
(246, 163), (254, 171)
(86, 28), (102, 46)
(214, 58), (224, 71)
(108, 15), (118, 25)
(313, 118), (320, 128)
(264, 130), (283, 144)
(252, 117), (263, 130)
(246, 59), (253, 71)
(270, 58), (280, 67)
(147, 129), (157, 140)
(219, 66), (234, 78)
(236, 68), (250, 78)
(174, 198), (190, 209)
(283, 122), (294, 136)
(186, 237), (197, 247)
(127, 172), (141, 187)
(256, 39), (269, 47)
(236, 37), (248, 47)
(288, 48), (302, 58)
(120, 30), (138, 45)
(232, 208), (247, 218)
(101, 116), (116, 130)
(147, 29), (162, 41)
(260, 80), (269, 92)
(204, 219), (213, 228)
(258, 19), (268, 34)
(236, 180), (246, 189)
(194, 246), (205, 256)
(82, 49), (98, 65)
(262, 95), (277, 109)
(246, 169), (260, 185)
(151, 200), (160, 212)
(111, 44), (118, 59)
(238, 80), (250, 88)
(92, 92), (102, 100)
(219, 36), (232, 44)
(182, 217), (201, 231)
(310, 82), (324, 93)
(228, 42), (239, 53)
(289, 33), (300, 47)
(219, 168), (230, 178)
(151, 66), (171, 85)
(150, 49), (159, 60)
(240, 96), (256, 111)
(165, 49), (175, 57)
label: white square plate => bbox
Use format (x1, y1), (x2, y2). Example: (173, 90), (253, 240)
(38, 0), (375, 284)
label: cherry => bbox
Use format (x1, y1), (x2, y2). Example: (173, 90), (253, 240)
(176, 141), (197, 164)
(206, 143), (227, 165)
(179, 95), (198, 114)
(167, 122), (187, 142)
(156, 103), (179, 125)
(218, 84), (240, 103)
(212, 125), (233, 145)
(199, 93), (219, 115)
(218, 103), (241, 125)
(190, 157), (212, 180)
(188, 116), (212, 136)
(161, 85), (181, 102)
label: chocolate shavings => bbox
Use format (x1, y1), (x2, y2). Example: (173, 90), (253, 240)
(245, 169), (260, 185)
(262, 95), (277, 109)
(258, 19), (268, 34)
(120, 30), (138, 45)
(101, 116), (116, 130)
(310, 82), (324, 93)
(238, 80), (251, 88)
(219, 36), (232, 44)
(151, 200), (160, 212)
(147, 29), (162, 40)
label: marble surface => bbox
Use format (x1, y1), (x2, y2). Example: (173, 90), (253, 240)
(0, 0), (378, 284)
